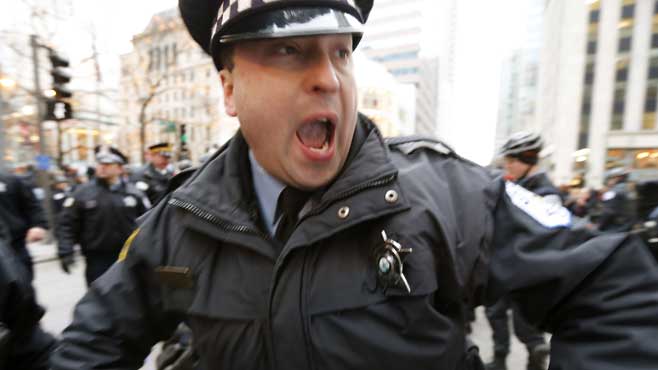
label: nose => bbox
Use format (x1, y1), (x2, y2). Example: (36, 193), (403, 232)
(304, 52), (340, 94)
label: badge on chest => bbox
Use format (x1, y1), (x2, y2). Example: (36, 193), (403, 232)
(123, 196), (137, 207)
(374, 230), (413, 294)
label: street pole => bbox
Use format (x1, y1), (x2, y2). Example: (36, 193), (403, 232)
(30, 34), (56, 234)
(0, 76), (5, 171)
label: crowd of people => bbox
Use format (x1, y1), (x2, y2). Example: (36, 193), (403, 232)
(2, 1), (658, 370)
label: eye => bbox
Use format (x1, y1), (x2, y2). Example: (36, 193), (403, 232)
(276, 45), (300, 56)
(337, 48), (351, 59)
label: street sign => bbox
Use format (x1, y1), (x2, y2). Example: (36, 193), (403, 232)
(35, 154), (51, 170)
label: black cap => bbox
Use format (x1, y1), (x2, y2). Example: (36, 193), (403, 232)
(148, 142), (173, 157)
(179, 0), (374, 70)
(94, 145), (128, 165)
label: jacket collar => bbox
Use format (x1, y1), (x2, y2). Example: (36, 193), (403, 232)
(170, 114), (407, 253)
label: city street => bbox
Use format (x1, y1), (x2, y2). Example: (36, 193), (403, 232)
(30, 242), (534, 370)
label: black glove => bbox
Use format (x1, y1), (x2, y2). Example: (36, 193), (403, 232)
(60, 254), (75, 274)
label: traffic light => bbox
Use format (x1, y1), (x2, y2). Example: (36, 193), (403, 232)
(45, 51), (73, 121)
(180, 124), (190, 159)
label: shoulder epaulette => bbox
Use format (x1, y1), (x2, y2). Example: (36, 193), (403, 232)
(386, 135), (454, 156)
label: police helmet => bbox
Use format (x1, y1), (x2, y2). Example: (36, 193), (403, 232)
(500, 131), (543, 165)
(178, 0), (374, 70)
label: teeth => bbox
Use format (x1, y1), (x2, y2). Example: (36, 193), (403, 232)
(309, 141), (329, 152)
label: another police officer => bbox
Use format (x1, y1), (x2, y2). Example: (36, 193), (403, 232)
(52, 2), (658, 369)
(56, 146), (150, 286)
(597, 167), (637, 232)
(0, 222), (55, 370)
(132, 142), (175, 205)
(0, 170), (48, 282)
(485, 132), (556, 370)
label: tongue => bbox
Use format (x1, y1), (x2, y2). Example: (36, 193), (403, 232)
(297, 121), (328, 149)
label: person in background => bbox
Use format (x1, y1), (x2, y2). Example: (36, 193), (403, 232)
(596, 167), (637, 233)
(132, 142), (176, 205)
(56, 145), (150, 286)
(0, 222), (56, 370)
(484, 132), (555, 370)
(0, 169), (48, 282)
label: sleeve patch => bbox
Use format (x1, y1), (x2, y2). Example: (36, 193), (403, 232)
(118, 228), (140, 262)
(63, 197), (75, 207)
(136, 181), (149, 191)
(506, 181), (572, 228)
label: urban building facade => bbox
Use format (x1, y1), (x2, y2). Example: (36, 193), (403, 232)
(495, 0), (545, 153)
(118, 8), (238, 165)
(538, 0), (658, 186)
(359, 0), (441, 137)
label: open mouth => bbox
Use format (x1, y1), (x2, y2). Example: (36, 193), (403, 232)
(296, 117), (335, 153)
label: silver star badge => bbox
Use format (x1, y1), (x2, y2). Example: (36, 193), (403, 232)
(376, 230), (413, 293)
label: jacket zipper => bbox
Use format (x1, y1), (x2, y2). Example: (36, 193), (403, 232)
(168, 198), (272, 240)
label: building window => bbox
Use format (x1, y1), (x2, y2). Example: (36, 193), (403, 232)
(611, 87), (626, 130)
(611, 114), (624, 130)
(621, 3), (635, 19)
(587, 40), (597, 54)
(644, 112), (657, 129)
(585, 62), (595, 84)
(163, 46), (169, 69)
(589, 9), (600, 23)
(618, 36), (632, 52)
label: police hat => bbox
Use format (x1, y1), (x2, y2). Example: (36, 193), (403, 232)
(94, 145), (128, 165)
(148, 142), (173, 157)
(605, 167), (629, 181)
(179, 0), (374, 69)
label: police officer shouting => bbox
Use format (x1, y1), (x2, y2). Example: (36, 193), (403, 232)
(132, 142), (175, 205)
(485, 132), (557, 370)
(0, 170), (48, 282)
(56, 146), (150, 286)
(53, 1), (658, 369)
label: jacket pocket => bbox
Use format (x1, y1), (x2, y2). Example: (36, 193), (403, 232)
(304, 232), (466, 370)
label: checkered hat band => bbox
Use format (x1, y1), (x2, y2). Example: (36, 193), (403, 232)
(216, 0), (358, 29)
(96, 152), (124, 164)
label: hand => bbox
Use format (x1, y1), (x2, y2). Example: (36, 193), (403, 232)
(60, 254), (75, 274)
(25, 227), (47, 243)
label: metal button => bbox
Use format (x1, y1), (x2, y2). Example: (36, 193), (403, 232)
(385, 190), (399, 203)
(337, 206), (350, 219)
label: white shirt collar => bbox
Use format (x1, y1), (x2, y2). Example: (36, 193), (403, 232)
(249, 150), (286, 235)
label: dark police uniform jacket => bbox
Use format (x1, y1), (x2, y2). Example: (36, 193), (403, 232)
(517, 171), (561, 200)
(131, 163), (174, 205)
(0, 171), (48, 255)
(52, 117), (658, 370)
(598, 180), (637, 232)
(56, 179), (149, 258)
(0, 225), (55, 370)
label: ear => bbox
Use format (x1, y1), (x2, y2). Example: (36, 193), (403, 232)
(219, 69), (237, 117)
